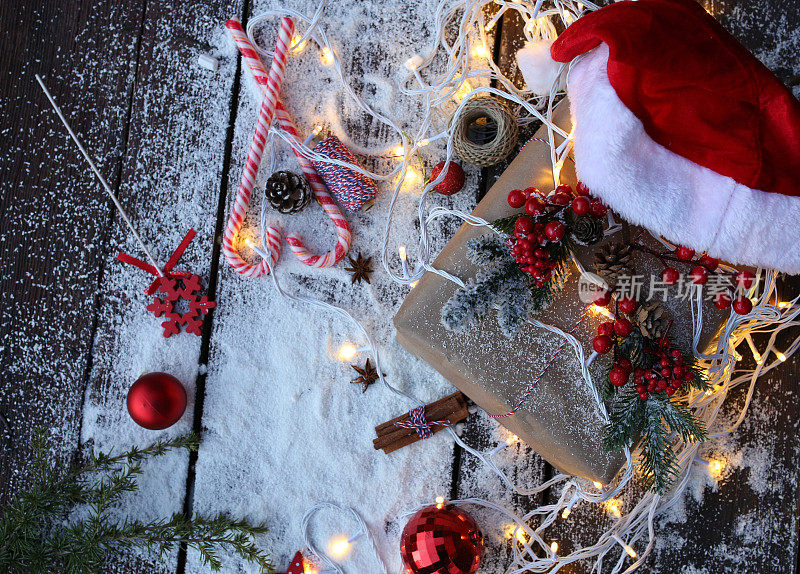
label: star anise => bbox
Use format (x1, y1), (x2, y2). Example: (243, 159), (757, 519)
(345, 252), (373, 284)
(350, 358), (382, 392)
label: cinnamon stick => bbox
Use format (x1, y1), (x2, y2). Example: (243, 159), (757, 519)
(373, 392), (470, 454)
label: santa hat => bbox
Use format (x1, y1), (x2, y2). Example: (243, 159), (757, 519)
(517, 0), (800, 273)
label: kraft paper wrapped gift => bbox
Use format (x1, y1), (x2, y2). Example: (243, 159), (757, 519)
(393, 102), (730, 484)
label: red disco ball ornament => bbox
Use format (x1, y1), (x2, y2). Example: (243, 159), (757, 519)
(400, 503), (483, 574)
(126, 372), (187, 430)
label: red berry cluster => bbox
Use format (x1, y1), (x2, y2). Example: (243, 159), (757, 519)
(662, 246), (755, 315)
(630, 342), (695, 400)
(506, 182), (607, 288)
(507, 214), (564, 287)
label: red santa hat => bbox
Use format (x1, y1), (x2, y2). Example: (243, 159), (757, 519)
(518, 0), (800, 273)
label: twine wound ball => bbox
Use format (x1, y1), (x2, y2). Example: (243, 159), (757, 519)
(452, 96), (518, 167)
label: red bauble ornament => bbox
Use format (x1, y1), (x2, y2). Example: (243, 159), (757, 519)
(593, 335), (613, 354)
(507, 189), (525, 208)
(551, 192), (571, 206)
(589, 198), (608, 217)
(614, 317), (634, 337)
(525, 197), (544, 216)
(675, 246), (695, 260)
(618, 297), (638, 315)
(699, 254), (719, 271)
(430, 161), (466, 195)
(733, 297), (753, 315)
(544, 221), (565, 241)
(126, 372), (187, 430)
(571, 196), (590, 215)
(735, 269), (756, 290)
(689, 265), (709, 285)
(714, 292), (732, 310)
(609, 366), (629, 386)
(400, 503), (483, 574)
(597, 322), (615, 337)
(592, 289), (612, 307)
(662, 267), (679, 285)
(514, 216), (534, 235)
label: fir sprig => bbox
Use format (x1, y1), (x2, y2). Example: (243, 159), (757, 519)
(0, 429), (273, 573)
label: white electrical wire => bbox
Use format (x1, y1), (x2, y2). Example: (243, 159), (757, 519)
(238, 2), (800, 572)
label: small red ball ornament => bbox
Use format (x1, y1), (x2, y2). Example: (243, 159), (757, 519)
(525, 197), (544, 216)
(514, 216), (534, 236)
(588, 199), (608, 217)
(544, 221), (565, 241)
(430, 161), (466, 195)
(675, 246), (695, 260)
(614, 317), (634, 337)
(618, 297), (638, 315)
(571, 196), (590, 215)
(551, 192), (571, 206)
(735, 270), (756, 290)
(662, 267), (679, 285)
(733, 297), (753, 315)
(126, 372), (187, 430)
(592, 289), (613, 307)
(593, 335), (613, 354)
(699, 254), (719, 271)
(714, 292), (732, 310)
(400, 503), (483, 574)
(507, 189), (525, 208)
(689, 265), (709, 285)
(609, 366), (629, 386)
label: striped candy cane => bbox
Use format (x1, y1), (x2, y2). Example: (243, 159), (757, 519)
(222, 17), (293, 276)
(225, 17), (351, 271)
(274, 101), (351, 267)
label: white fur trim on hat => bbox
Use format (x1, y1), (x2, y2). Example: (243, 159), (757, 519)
(566, 43), (800, 274)
(517, 39), (564, 96)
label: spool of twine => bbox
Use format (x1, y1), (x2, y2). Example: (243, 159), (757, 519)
(451, 96), (519, 167)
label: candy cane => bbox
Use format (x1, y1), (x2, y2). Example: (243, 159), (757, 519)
(222, 17), (293, 276)
(226, 17), (351, 270)
(274, 101), (351, 267)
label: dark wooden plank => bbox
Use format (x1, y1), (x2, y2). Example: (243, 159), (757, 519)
(0, 0), (145, 497)
(75, 0), (244, 572)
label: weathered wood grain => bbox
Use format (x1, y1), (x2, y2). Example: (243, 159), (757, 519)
(0, 0), (146, 498)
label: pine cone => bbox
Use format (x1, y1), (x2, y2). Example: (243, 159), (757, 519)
(593, 243), (633, 287)
(635, 302), (669, 340)
(571, 215), (604, 245)
(265, 171), (311, 214)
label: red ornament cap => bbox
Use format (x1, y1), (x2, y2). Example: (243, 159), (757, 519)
(400, 503), (483, 574)
(126, 372), (187, 430)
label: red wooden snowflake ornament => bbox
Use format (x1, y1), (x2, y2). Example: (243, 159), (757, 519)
(119, 229), (216, 338)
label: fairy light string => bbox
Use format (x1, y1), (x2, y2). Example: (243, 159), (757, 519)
(237, 1), (800, 572)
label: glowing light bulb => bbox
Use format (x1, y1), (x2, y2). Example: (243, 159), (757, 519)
(435, 496), (445, 509)
(515, 528), (527, 543)
(304, 566), (317, 574)
(550, 541), (559, 553)
(561, 508), (571, 519)
(291, 34), (307, 53)
(776, 351), (787, 362)
(410, 281), (418, 289)
(708, 459), (724, 479)
(331, 538), (350, 557)
(338, 343), (358, 361)
(593, 481), (603, 489)
(393, 144), (406, 157)
(605, 500), (622, 518)
(405, 55), (423, 70)
(507, 434), (519, 444)
(405, 168), (420, 185)
(321, 47), (334, 65)
(399, 246), (407, 261)
(485, 19), (497, 31)
(625, 545), (637, 558)
(472, 44), (489, 59)
(417, 138), (430, 147)
(778, 301), (791, 309)
(454, 79), (473, 102)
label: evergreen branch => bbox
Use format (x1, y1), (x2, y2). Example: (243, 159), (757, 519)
(0, 430), (272, 573)
(490, 214), (521, 236)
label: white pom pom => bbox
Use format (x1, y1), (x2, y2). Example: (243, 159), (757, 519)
(516, 39), (563, 95)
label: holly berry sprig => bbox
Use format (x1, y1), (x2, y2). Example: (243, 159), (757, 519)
(500, 182), (607, 288)
(633, 242), (756, 315)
